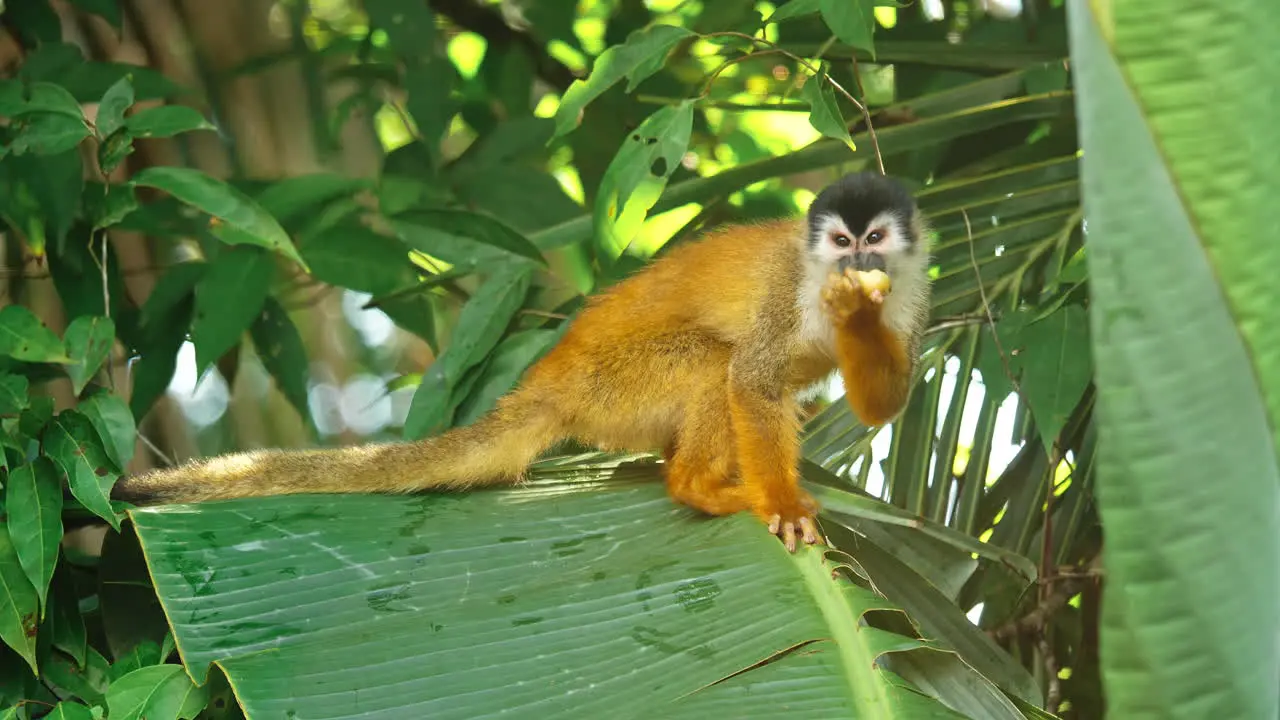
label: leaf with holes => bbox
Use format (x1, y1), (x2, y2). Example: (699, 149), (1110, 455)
(105, 664), (209, 720)
(801, 70), (856, 152)
(124, 105), (213, 139)
(63, 315), (115, 395)
(592, 102), (694, 262)
(191, 246), (274, 374)
(0, 305), (70, 364)
(249, 297), (310, 421)
(552, 24), (693, 138)
(132, 167), (306, 269)
(45, 411), (121, 530)
(5, 459), (63, 610)
(0, 524), (40, 674)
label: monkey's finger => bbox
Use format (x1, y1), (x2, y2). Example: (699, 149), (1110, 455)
(768, 514), (781, 535)
(782, 521), (798, 553)
(869, 289), (885, 304)
(799, 517), (819, 545)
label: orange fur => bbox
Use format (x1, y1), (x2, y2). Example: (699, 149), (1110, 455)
(839, 314), (912, 426)
(822, 269), (914, 426)
(116, 206), (927, 551)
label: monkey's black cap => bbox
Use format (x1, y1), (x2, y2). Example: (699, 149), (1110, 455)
(806, 171), (919, 247)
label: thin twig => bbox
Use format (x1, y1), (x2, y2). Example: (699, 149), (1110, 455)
(1038, 633), (1061, 712)
(518, 308), (569, 321)
(698, 49), (785, 98)
(780, 34), (837, 104)
(962, 208), (1020, 396)
(988, 560), (1097, 643)
(964, 207), (1080, 604)
(1040, 445), (1063, 607)
(924, 314), (991, 335)
(701, 32), (885, 175)
(845, 52), (885, 175)
(382, 89), (421, 142)
(138, 431), (176, 468)
(100, 230), (115, 389)
(635, 95), (808, 111)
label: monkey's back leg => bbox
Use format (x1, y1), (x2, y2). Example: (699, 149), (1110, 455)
(530, 327), (750, 516)
(661, 380), (750, 516)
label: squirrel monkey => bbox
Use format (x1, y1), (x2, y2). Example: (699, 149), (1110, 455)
(114, 172), (931, 552)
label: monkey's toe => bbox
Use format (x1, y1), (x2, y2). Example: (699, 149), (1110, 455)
(767, 513), (822, 552)
(759, 490), (823, 553)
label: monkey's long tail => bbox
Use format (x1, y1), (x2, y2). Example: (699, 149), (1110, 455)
(112, 394), (564, 505)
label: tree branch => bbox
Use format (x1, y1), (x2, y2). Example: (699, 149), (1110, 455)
(426, 0), (579, 91)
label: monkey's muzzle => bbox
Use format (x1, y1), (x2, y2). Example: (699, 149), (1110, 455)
(839, 252), (887, 274)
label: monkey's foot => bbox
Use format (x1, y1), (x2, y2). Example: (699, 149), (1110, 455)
(822, 268), (887, 323)
(756, 491), (822, 553)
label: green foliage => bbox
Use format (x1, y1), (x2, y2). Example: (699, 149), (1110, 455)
(131, 463), (1037, 719)
(552, 24), (694, 138)
(130, 167), (305, 268)
(403, 263), (534, 439)
(593, 101), (695, 263)
(1067, 0), (1280, 716)
(1, 0), (1256, 717)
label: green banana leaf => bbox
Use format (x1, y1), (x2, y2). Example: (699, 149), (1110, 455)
(130, 456), (1044, 719)
(1067, 0), (1280, 716)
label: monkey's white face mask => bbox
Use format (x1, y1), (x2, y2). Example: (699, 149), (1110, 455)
(808, 209), (923, 279)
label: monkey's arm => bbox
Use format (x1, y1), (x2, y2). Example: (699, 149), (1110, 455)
(823, 270), (914, 427)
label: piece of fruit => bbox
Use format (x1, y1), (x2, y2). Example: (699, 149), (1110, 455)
(855, 268), (891, 295)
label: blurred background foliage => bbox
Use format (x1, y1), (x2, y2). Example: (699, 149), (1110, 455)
(0, 0), (1123, 718)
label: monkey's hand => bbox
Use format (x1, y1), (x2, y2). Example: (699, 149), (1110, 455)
(821, 268), (891, 323)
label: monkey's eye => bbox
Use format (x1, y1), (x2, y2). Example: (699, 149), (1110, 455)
(832, 234), (852, 248)
(865, 230), (885, 245)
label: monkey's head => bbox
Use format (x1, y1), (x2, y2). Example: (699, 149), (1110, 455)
(805, 171), (926, 278)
